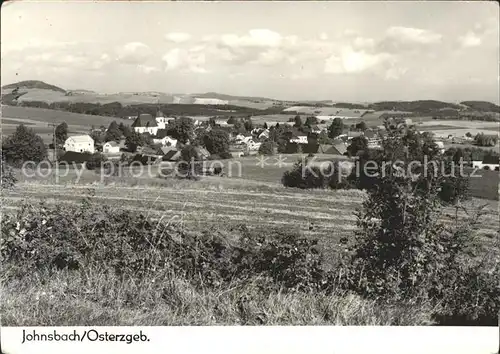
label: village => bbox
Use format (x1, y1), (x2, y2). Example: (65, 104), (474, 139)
(57, 107), (500, 172)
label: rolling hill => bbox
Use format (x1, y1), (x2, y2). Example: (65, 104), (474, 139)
(2, 80), (500, 117)
(2, 80), (66, 93)
(460, 101), (500, 113)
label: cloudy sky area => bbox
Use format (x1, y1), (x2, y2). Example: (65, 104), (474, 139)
(1, 1), (499, 102)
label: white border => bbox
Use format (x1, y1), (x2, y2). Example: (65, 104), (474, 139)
(1, 326), (498, 354)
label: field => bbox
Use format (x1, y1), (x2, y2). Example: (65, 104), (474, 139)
(416, 119), (500, 138)
(3, 87), (278, 109)
(2, 155), (499, 326)
(4, 161), (499, 263)
(1, 105), (130, 143)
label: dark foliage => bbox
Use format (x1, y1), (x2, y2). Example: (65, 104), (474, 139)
(203, 129), (230, 155)
(2, 124), (47, 167)
(55, 122), (68, 146)
(1, 159), (17, 189)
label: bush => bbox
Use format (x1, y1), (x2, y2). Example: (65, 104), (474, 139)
(258, 141), (275, 155)
(339, 119), (498, 326)
(84, 152), (108, 170)
(1, 159), (16, 189)
(203, 130), (230, 156)
(282, 159), (351, 190)
(207, 154), (221, 161)
(219, 151), (233, 160)
(282, 160), (327, 189)
(2, 124), (47, 167)
(474, 133), (498, 147)
(1, 200), (329, 293)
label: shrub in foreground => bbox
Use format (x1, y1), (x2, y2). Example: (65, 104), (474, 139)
(1, 159), (17, 189)
(1, 199), (329, 293)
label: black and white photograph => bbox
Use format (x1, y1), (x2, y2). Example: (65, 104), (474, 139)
(0, 0), (499, 351)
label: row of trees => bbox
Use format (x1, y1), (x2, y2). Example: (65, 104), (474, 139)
(14, 100), (262, 119)
(474, 133), (498, 147)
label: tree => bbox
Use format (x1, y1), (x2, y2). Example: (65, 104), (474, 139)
(55, 122), (68, 146)
(355, 121), (367, 131)
(346, 136), (368, 156)
(177, 145), (201, 179)
(90, 130), (104, 145)
(244, 118), (254, 132)
(141, 133), (154, 146)
(317, 131), (332, 145)
(169, 117), (195, 144)
(328, 118), (344, 139)
(125, 131), (145, 152)
(2, 124), (47, 167)
(85, 152), (107, 170)
(118, 122), (131, 138)
(305, 116), (318, 126)
(105, 121), (122, 142)
(263, 122), (268, 129)
(465, 132), (472, 138)
(439, 149), (470, 205)
(203, 129), (230, 155)
(258, 141), (275, 155)
(232, 119), (245, 134)
(294, 115), (303, 128)
(343, 119), (476, 303)
(474, 133), (498, 147)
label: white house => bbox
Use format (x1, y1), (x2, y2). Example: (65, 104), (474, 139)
(247, 140), (262, 151)
(155, 111), (175, 130)
(435, 141), (445, 154)
(103, 141), (120, 154)
(152, 136), (178, 147)
(64, 135), (95, 154)
(132, 113), (158, 136)
(290, 136), (308, 144)
(235, 134), (254, 145)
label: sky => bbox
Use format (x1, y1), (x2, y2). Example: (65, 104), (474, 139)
(1, 1), (499, 103)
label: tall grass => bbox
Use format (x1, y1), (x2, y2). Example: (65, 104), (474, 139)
(0, 268), (435, 326)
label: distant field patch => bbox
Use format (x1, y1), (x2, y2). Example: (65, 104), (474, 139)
(419, 120), (500, 129)
(0, 118), (36, 125)
(2, 106), (126, 126)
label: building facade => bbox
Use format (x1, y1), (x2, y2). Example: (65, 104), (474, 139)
(63, 135), (95, 154)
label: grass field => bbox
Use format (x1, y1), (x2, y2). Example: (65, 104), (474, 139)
(2, 157), (499, 326)
(4, 164), (499, 264)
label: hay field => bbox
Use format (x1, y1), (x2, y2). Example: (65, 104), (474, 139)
(1, 105), (130, 142)
(2, 174), (498, 263)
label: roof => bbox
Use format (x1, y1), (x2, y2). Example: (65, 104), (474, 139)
(331, 143), (347, 155)
(132, 113), (157, 128)
(348, 131), (363, 138)
(66, 134), (93, 143)
(483, 155), (499, 164)
(318, 143), (347, 155)
(163, 149), (181, 161)
(195, 146), (210, 158)
(104, 141), (119, 147)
